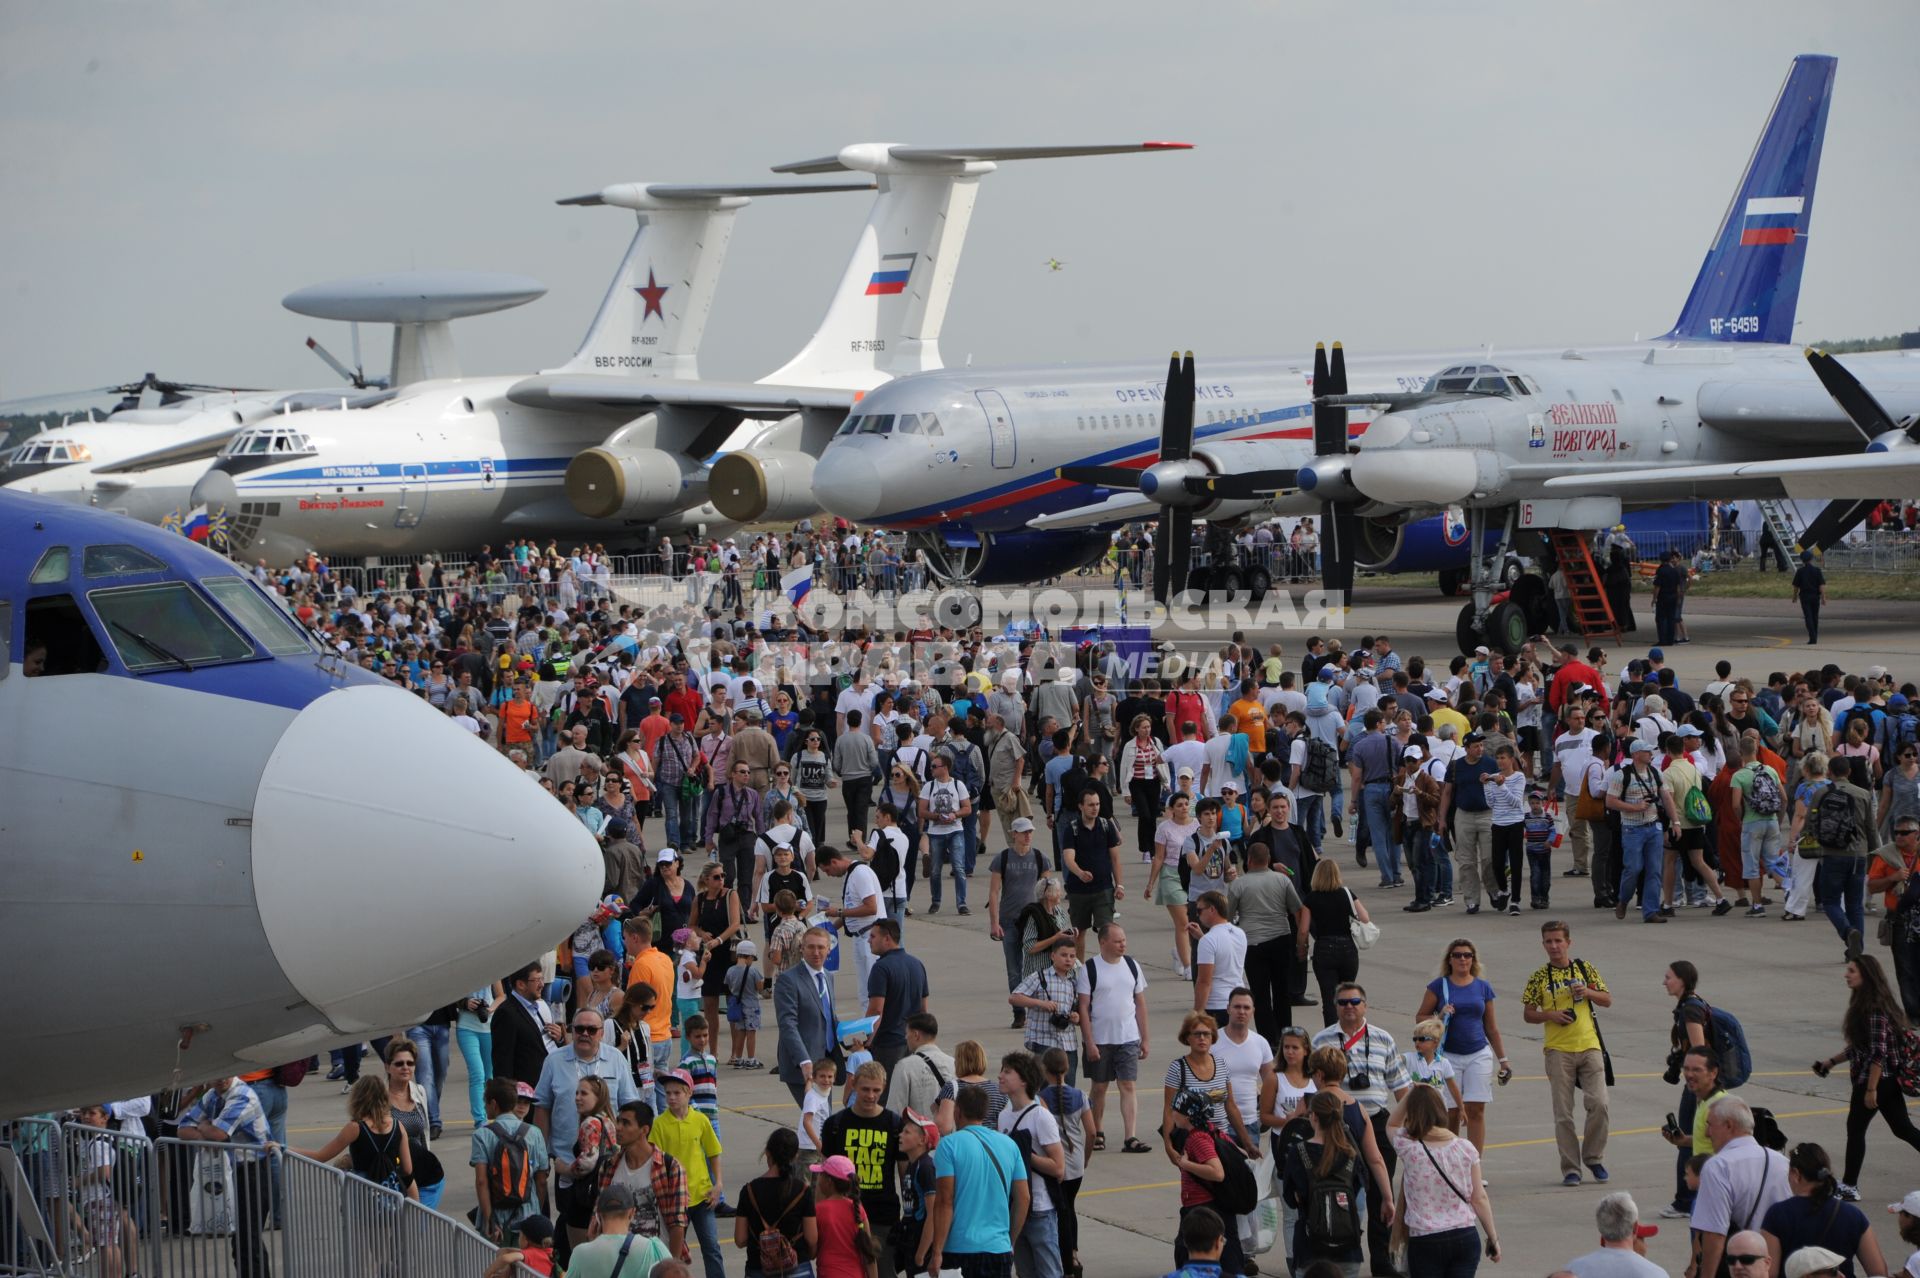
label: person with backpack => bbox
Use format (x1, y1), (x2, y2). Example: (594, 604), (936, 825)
(1869, 818), (1920, 1019)
(1730, 735), (1791, 917)
(1813, 756), (1879, 957)
(1878, 721), (1919, 842)
(1280, 1090), (1369, 1275)
(735, 1128), (818, 1278)
(471, 1076), (553, 1244)
(1167, 1089), (1252, 1278)
(997, 1051), (1068, 1278)
(567, 1181), (674, 1278)
(918, 752), (975, 916)
(1387, 1084), (1498, 1275)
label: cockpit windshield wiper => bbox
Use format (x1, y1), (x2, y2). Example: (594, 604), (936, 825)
(110, 620), (195, 672)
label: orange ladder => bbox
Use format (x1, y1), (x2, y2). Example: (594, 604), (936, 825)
(1547, 529), (1621, 645)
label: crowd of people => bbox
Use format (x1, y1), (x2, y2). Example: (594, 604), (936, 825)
(20, 534), (1920, 1278)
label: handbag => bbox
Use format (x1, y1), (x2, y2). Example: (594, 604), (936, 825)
(1345, 888), (1380, 949)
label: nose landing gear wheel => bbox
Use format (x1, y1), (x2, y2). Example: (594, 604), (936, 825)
(1486, 600), (1527, 655)
(1246, 566), (1271, 601)
(1211, 567), (1244, 599)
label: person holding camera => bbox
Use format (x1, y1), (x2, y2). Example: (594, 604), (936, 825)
(1521, 920), (1614, 1188)
(1659, 961), (1717, 1219)
(703, 761), (766, 897)
(1660, 1047), (1726, 1188)
(1012, 935), (1086, 1087)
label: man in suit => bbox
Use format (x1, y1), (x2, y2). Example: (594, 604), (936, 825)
(492, 961), (562, 1087)
(774, 926), (842, 1103)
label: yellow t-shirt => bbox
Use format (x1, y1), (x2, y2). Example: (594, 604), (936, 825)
(1432, 707), (1473, 740)
(1522, 960), (1608, 1055)
(650, 1107), (721, 1206)
(1663, 758), (1704, 830)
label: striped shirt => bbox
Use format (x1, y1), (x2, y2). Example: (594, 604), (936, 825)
(1486, 770), (1529, 827)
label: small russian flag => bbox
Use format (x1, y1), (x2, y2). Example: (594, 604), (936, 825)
(865, 252), (916, 296)
(782, 565), (814, 605)
(181, 507), (212, 543)
(1739, 196), (1803, 247)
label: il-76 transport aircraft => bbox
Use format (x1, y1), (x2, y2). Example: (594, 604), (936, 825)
(809, 54), (1918, 620)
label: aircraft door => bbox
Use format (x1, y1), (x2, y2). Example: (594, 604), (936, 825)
(977, 390), (1017, 469)
(396, 463), (428, 528)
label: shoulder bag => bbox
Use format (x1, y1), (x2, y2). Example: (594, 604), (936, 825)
(1344, 887), (1380, 949)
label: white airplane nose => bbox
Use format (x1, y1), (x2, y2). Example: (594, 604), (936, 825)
(249, 685), (601, 1033)
(192, 467), (238, 511)
(812, 447), (881, 521)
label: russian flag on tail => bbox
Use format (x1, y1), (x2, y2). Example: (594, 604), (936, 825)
(1740, 196), (1803, 246)
(782, 565), (814, 605)
(865, 252), (916, 295)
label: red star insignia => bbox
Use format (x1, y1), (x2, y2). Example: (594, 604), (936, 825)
(634, 268), (668, 323)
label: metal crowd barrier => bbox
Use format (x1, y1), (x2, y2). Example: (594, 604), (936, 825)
(2, 1123), (532, 1278)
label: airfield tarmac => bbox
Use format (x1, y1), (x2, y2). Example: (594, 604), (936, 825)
(277, 582), (1920, 1276)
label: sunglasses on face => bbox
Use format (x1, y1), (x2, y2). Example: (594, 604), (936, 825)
(1450, 952), (1475, 960)
(1335, 998), (1365, 1008)
(1412, 1035), (1436, 1043)
(1725, 1257), (1765, 1268)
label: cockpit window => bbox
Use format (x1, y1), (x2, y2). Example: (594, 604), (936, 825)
(836, 414), (862, 437)
(202, 576), (316, 657)
(857, 414), (894, 435)
(29, 546), (71, 584)
(23, 594), (106, 676)
(223, 427), (315, 459)
(84, 544), (169, 578)
(923, 413), (943, 437)
(1468, 376), (1510, 395)
(897, 413), (922, 435)
(89, 582), (257, 672)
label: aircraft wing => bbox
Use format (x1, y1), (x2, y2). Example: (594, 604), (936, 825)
(1026, 492), (1161, 531)
(506, 374), (858, 420)
(1540, 451), (1920, 501)
(93, 428), (245, 475)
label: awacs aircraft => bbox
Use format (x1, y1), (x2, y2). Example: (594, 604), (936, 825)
(1283, 56), (1920, 651)
(1, 274), (547, 541)
(167, 144), (1185, 564)
(0, 491), (599, 1115)
(810, 55), (1893, 604)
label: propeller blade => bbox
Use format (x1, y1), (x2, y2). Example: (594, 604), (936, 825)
(1311, 341), (1349, 458)
(1161, 351), (1195, 462)
(1152, 512), (1174, 604)
(1798, 498), (1877, 552)
(1806, 348), (1918, 447)
(1322, 499), (1359, 598)
(1166, 509), (1194, 600)
(306, 336), (359, 385)
(1199, 470), (1303, 499)
(1053, 464), (1143, 489)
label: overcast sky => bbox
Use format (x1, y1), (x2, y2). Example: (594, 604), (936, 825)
(3, 2), (1915, 400)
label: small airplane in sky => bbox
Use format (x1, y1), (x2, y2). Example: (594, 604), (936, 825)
(1045, 258), (1066, 272)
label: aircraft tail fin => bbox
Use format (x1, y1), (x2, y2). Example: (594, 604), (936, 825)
(1664, 54), (1836, 345)
(760, 142), (1190, 389)
(548, 182), (873, 379)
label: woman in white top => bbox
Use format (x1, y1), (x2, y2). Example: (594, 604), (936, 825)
(1387, 1085), (1499, 1271)
(1119, 714), (1170, 862)
(1511, 661), (1544, 779)
(1258, 1026), (1317, 1128)
(1487, 746), (1529, 917)
(1149, 792), (1200, 978)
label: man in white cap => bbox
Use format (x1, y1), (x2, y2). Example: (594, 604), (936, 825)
(1610, 737), (1677, 923)
(1780, 1243), (1845, 1277)
(1888, 1190), (1920, 1277)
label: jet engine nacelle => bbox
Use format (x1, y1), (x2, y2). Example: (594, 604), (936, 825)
(565, 446), (704, 520)
(708, 449), (819, 523)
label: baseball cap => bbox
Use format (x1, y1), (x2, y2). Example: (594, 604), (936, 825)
(1891, 693), (1910, 709)
(818, 1154), (858, 1183)
(656, 847), (679, 864)
(1633, 1223), (1659, 1240)
(1010, 817), (1036, 833)
(1785, 1247), (1846, 1278)
(517, 1214), (555, 1244)
(649, 696), (662, 705)
(661, 1069), (694, 1091)
(1866, 664), (1889, 680)
(668, 712), (685, 724)
(903, 1107), (940, 1151)
(1890, 1190), (1920, 1216)
(1629, 738), (1655, 754)
(597, 1183), (638, 1214)
(1473, 645), (1489, 657)
(1424, 688), (1448, 701)
(1221, 781), (1238, 793)
(1676, 724), (1704, 738)
(734, 939), (759, 958)
(1178, 766), (1196, 779)
(1648, 647), (1665, 661)
(1402, 745), (1425, 762)
(515, 1081), (537, 1100)
(1463, 732), (1486, 745)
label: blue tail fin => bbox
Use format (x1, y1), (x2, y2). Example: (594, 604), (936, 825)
(1664, 54), (1836, 345)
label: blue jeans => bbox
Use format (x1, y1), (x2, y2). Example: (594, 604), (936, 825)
(688, 1201), (724, 1278)
(252, 1080), (288, 1225)
(1014, 1208), (1063, 1278)
(664, 790), (701, 849)
(1362, 781), (1396, 880)
(456, 1025), (493, 1126)
(1407, 1225), (1482, 1277)
(407, 1024), (451, 1129)
(1002, 929), (1027, 995)
(1297, 792), (1325, 855)
(928, 831), (968, 906)
(1817, 856), (1868, 945)
(1619, 822), (1665, 919)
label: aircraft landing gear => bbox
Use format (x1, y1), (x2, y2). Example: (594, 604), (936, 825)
(1453, 505), (1525, 657)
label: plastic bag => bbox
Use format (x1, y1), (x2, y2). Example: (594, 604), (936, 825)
(1238, 1150), (1281, 1258)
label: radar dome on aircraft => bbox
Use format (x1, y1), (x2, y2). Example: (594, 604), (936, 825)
(282, 271), (547, 324)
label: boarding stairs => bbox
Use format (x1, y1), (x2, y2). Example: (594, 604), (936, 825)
(1757, 499), (1803, 558)
(1548, 528), (1621, 646)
